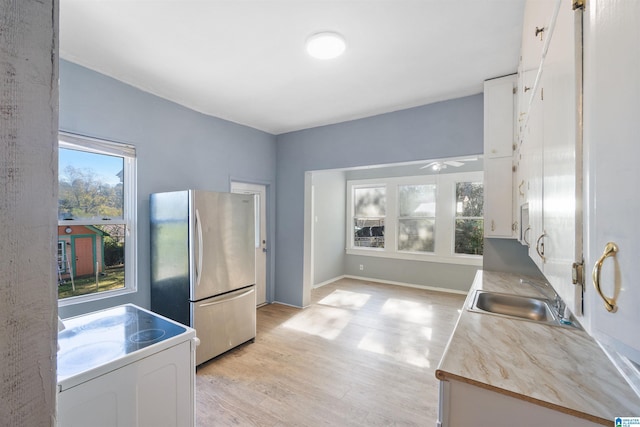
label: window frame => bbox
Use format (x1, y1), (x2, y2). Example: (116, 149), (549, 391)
(351, 184), (387, 250)
(346, 172), (483, 266)
(58, 132), (137, 306)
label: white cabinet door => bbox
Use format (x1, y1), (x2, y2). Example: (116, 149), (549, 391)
(484, 75), (515, 159)
(520, 0), (555, 72)
(483, 75), (516, 238)
(438, 380), (602, 427)
(522, 91), (545, 272)
(484, 157), (514, 238)
(584, 0), (640, 363)
(58, 341), (194, 427)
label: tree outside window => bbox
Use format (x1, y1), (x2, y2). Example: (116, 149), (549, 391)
(398, 184), (436, 252)
(455, 182), (484, 255)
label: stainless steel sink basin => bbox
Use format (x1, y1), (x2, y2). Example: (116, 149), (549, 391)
(466, 290), (582, 328)
(472, 291), (555, 322)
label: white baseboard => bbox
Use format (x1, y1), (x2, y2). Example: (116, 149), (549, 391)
(269, 301), (305, 309)
(342, 275), (469, 296)
(312, 275), (347, 289)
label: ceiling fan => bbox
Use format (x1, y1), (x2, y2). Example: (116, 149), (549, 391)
(420, 157), (478, 171)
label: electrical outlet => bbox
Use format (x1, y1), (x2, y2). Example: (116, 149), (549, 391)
(359, 264), (364, 271)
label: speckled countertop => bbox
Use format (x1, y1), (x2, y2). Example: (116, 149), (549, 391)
(436, 270), (640, 425)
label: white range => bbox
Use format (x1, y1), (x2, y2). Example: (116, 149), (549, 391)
(57, 304), (197, 427)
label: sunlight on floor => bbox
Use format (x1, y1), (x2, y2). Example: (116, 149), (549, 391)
(357, 328), (433, 368)
(282, 306), (352, 340)
(317, 289), (371, 310)
(381, 298), (434, 324)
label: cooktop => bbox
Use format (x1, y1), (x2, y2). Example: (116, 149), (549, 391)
(58, 304), (188, 382)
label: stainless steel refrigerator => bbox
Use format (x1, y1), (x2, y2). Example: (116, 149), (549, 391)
(150, 190), (256, 365)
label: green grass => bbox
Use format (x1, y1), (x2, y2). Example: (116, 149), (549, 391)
(58, 266), (125, 299)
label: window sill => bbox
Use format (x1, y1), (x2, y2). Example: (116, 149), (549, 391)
(58, 286), (137, 308)
(345, 248), (483, 267)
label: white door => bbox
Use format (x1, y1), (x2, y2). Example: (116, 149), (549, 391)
(231, 182), (268, 306)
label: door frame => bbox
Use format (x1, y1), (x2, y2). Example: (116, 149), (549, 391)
(230, 179), (272, 305)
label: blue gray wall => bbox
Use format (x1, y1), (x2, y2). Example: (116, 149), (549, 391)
(275, 94), (484, 306)
(311, 170), (346, 285)
(58, 60), (277, 318)
(483, 238), (544, 278)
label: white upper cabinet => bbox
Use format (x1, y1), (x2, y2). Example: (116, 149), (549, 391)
(583, 0), (640, 364)
(520, 0), (556, 73)
(484, 76), (515, 159)
(516, 0), (582, 315)
(483, 75), (516, 238)
(538, 0), (582, 318)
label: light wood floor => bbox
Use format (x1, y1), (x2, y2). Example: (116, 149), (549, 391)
(195, 278), (466, 426)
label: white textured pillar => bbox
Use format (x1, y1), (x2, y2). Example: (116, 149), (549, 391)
(0, 0), (59, 425)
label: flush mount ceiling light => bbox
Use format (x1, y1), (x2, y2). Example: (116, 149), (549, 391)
(306, 32), (346, 60)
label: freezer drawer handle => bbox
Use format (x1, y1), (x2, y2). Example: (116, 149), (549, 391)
(195, 208), (203, 287)
(198, 288), (255, 308)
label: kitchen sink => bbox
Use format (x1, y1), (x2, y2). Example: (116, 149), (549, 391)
(466, 290), (579, 328)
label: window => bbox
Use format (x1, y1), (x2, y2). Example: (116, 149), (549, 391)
(57, 133), (137, 304)
(352, 186), (386, 248)
(398, 184), (436, 252)
(455, 182), (484, 255)
(347, 171), (483, 265)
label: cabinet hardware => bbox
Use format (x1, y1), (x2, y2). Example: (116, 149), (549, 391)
(512, 221), (518, 232)
(491, 220), (495, 232)
(572, 261), (584, 287)
(524, 86), (531, 93)
(535, 26), (545, 40)
(518, 180), (525, 197)
(592, 242), (618, 313)
(572, 0), (585, 10)
(535, 233), (546, 261)
(523, 227), (531, 247)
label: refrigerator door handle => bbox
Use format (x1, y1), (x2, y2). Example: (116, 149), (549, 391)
(198, 288), (255, 308)
(195, 208), (203, 287)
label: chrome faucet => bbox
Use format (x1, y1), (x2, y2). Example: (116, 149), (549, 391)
(520, 279), (568, 322)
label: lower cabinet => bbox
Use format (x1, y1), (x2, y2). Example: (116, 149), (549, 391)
(437, 379), (602, 427)
(58, 341), (194, 427)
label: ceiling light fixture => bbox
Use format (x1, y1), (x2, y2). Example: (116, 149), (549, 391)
(306, 32), (346, 60)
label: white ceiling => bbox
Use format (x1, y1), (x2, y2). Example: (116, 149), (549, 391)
(59, 0), (525, 135)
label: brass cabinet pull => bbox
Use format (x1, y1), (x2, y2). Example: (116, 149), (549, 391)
(523, 226), (531, 247)
(592, 242), (618, 313)
(535, 233), (546, 261)
(518, 180), (525, 197)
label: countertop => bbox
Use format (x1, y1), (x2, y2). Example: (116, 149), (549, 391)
(436, 270), (640, 425)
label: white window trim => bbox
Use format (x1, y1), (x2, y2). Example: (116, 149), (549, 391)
(58, 132), (137, 306)
(346, 172), (483, 266)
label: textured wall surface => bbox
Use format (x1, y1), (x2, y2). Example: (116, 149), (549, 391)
(0, 0), (59, 425)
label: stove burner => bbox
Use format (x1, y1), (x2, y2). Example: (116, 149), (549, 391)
(129, 328), (166, 343)
(78, 312), (136, 331)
